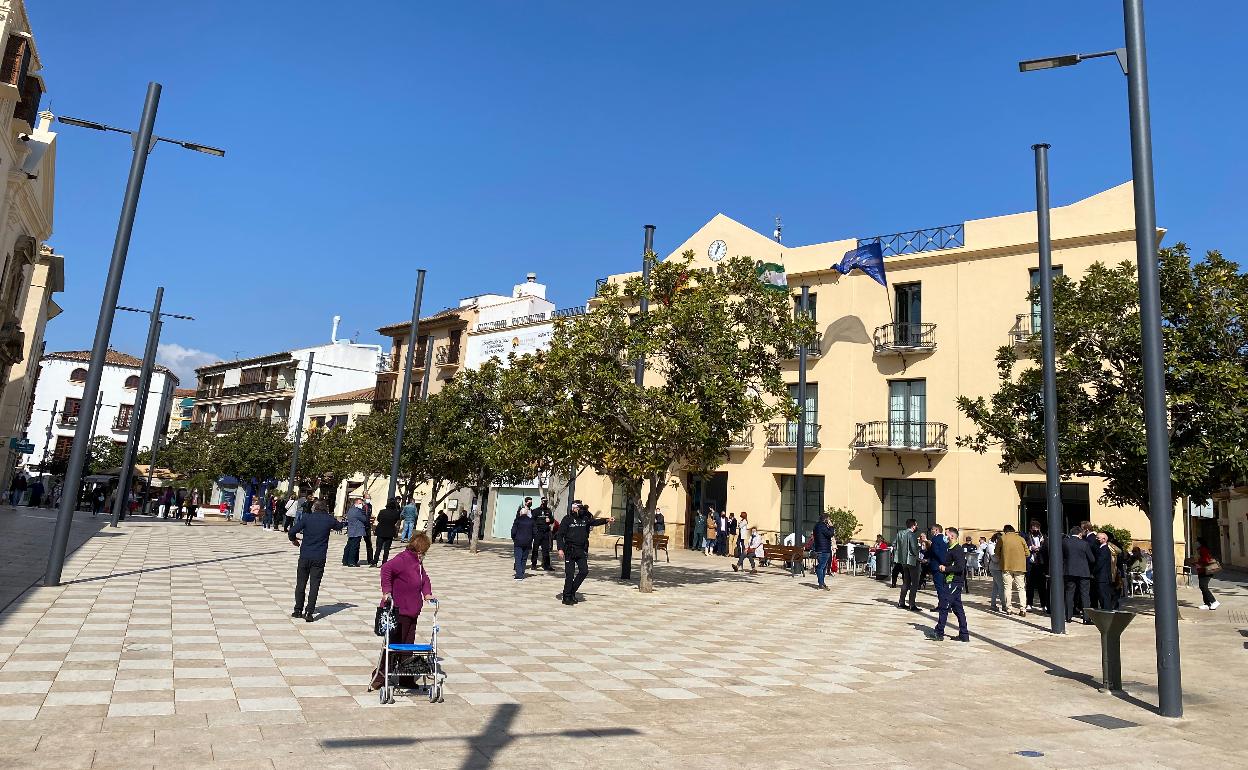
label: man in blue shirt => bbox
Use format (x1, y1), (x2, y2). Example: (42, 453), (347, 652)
(289, 500), (345, 622)
(811, 512), (836, 590)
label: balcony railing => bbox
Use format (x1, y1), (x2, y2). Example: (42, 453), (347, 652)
(727, 428), (754, 449)
(782, 333), (823, 359)
(112, 416), (133, 432)
(873, 322), (937, 355)
(1010, 313), (1039, 347)
(435, 344), (461, 366)
(58, 414), (79, 428)
(857, 223), (965, 257)
(553, 305), (587, 319)
(852, 421), (948, 452)
(765, 422), (820, 449)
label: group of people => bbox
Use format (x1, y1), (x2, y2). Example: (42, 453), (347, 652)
(690, 508), (751, 557)
(508, 496), (615, 606)
(890, 519), (972, 641)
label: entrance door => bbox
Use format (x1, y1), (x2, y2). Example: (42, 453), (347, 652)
(1017, 482), (1089, 535)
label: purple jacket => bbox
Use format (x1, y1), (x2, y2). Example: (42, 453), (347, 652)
(380, 550), (432, 618)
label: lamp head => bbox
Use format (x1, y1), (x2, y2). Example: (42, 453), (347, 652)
(1018, 54), (1081, 72)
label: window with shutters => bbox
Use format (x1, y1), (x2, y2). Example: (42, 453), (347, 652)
(69, 367), (87, 383)
(124, 375), (140, 390)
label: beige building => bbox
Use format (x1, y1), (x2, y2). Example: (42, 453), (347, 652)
(301, 386), (376, 512)
(575, 182), (1181, 555)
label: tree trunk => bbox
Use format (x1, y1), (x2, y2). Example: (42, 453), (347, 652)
(423, 480), (443, 535)
(638, 475), (663, 593)
(469, 484), (488, 554)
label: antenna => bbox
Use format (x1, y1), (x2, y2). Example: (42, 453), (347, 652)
(773, 215), (783, 243)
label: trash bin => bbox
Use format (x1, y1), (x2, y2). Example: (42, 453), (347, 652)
(1084, 609), (1136, 691)
(874, 548), (893, 580)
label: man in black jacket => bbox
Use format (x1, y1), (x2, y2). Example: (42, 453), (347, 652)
(1062, 527), (1096, 624)
(530, 497), (556, 571)
(373, 498), (402, 567)
(511, 498), (535, 580)
(289, 501), (345, 622)
(930, 526), (969, 642)
(1092, 532), (1117, 611)
(556, 501), (614, 605)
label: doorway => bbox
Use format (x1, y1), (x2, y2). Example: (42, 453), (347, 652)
(687, 472), (728, 547)
(1018, 482), (1090, 535)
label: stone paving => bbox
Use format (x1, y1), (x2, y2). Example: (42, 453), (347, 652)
(0, 511), (1245, 768)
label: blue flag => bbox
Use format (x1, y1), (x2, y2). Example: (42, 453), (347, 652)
(833, 242), (887, 287)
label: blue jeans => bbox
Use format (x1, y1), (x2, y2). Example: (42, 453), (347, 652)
(815, 551), (832, 587)
(401, 519), (414, 540)
(692, 533), (705, 551)
(513, 545), (530, 578)
(935, 582), (967, 638)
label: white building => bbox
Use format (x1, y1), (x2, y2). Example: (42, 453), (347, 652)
(462, 273), (560, 369)
(25, 349), (178, 474)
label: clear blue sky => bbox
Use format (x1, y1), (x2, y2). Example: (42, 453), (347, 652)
(36, 1), (1246, 384)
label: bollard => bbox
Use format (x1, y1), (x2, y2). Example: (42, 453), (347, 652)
(1084, 609), (1136, 691)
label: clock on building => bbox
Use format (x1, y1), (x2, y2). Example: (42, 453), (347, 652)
(708, 239), (727, 262)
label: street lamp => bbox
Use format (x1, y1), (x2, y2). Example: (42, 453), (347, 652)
(1019, 0), (1182, 718)
(43, 82), (224, 588)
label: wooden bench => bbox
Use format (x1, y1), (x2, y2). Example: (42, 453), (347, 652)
(614, 534), (670, 563)
(759, 544), (808, 575)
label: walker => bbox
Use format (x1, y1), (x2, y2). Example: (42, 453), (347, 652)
(377, 598), (445, 704)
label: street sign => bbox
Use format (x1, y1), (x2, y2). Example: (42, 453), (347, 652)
(15, 441), (34, 454)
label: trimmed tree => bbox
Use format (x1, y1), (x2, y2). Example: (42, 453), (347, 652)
(213, 419), (292, 502)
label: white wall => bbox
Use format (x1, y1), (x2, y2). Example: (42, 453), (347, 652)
(285, 342), (379, 439)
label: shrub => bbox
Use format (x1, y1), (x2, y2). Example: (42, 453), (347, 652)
(825, 506), (861, 542)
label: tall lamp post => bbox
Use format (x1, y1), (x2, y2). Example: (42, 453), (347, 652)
(1019, 0), (1181, 717)
(1032, 143), (1065, 634)
(44, 83), (224, 586)
(621, 224), (655, 581)
(285, 352), (330, 500)
(793, 286), (811, 574)
(387, 271), (426, 508)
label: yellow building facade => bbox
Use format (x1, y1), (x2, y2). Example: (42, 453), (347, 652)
(577, 182), (1181, 554)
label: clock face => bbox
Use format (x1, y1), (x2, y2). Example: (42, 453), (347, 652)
(708, 240), (727, 262)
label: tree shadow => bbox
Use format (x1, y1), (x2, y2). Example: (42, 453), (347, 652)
(61, 550), (283, 584)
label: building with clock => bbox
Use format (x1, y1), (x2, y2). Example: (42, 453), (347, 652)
(572, 181), (1184, 559)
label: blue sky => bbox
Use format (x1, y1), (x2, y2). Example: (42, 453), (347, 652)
(36, 1), (1246, 384)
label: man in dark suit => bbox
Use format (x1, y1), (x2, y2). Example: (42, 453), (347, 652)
(930, 526), (969, 642)
(1092, 531), (1117, 611)
(1062, 527), (1096, 624)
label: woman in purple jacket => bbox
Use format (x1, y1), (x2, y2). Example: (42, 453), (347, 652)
(371, 532), (436, 690)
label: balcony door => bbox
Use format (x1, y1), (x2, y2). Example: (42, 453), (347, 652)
(1029, 266), (1063, 332)
(787, 383), (818, 445)
(888, 380), (925, 447)
(894, 283), (921, 345)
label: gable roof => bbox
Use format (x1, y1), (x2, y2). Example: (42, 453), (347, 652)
(308, 386), (375, 406)
(45, 349), (178, 381)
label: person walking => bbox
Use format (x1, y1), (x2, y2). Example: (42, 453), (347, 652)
(1192, 537), (1220, 610)
(343, 497), (369, 567)
(987, 532), (1005, 612)
(282, 494), (298, 532)
(735, 513), (750, 558)
(511, 498), (535, 580)
(1062, 527), (1095, 624)
(733, 527), (763, 574)
(361, 498), (377, 567)
(374, 498), (402, 567)
(930, 526), (970, 642)
(556, 501), (613, 605)
(998, 524), (1029, 617)
(90, 487), (105, 517)
(530, 497), (556, 571)
(370, 532), (437, 691)
(1025, 521), (1047, 613)
(726, 513), (739, 557)
(400, 498), (419, 541)
(893, 518), (920, 609)
(289, 500), (345, 622)
(810, 512), (837, 590)
(8, 473), (26, 506)
(926, 524), (948, 612)
(692, 508), (707, 552)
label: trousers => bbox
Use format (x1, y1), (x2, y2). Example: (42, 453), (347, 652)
(377, 537), (394, 565)
(513, 545), (531, 579)
(1003, 571), (1027, 612)
(563, 553), (588, 599)
(935, 582), (968, 639)
(898, 564), (920, 607)
(1064, 576), (1091, 621)
(343, 537), (362, 566)
(363, 533), (375, 565)
(815, 551), (832, 587)
(294, 558), (326, 613)
(531, 533), (551, 569)
(1026, 563), (1048, 608)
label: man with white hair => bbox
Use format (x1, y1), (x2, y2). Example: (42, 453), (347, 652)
(342, 496), (369, 567)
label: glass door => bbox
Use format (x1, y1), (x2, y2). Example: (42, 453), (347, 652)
(888, 380), (925, 447)
(894, 283), (921, 346)
(787, 383), (819, 445)
(1029, 266), (1063, 333)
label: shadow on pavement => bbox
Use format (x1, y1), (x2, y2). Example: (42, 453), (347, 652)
(63, 550), (283, 584)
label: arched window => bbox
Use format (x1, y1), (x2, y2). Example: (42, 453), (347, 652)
(124, 375), (140, 390)
(69, 368), (87, 383)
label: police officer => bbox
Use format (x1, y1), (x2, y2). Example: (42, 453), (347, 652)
(530, 497), (556, 571)
(556, 500), (613, 605)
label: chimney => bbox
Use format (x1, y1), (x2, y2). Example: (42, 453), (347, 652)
(527, 273), (537, 282)
(331, 315), (342, 344)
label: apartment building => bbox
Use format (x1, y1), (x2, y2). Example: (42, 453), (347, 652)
(24, 349), (177, 474)
(573, 182), (1181, 555)
(166, 388), (195, 437)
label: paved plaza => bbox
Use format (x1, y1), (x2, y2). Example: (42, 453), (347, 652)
(0, 510), (1245, 769)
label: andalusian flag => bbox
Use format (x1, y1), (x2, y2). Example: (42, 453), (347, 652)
(757, 261), (787, 291)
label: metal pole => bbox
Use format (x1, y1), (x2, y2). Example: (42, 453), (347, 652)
(420, 339), (434, 399)
(144, 375), (174, 516)
(111, 289), (163, 526)
(89, 394), (103, 438)
(566, 465), (577, 517)
(285, 352), (316, 498)
(39, 399), (57, 474)
(45, 82), (161, 585)
(387, 271), (426, 506)
(794, 285), (809, 572)
(1033, 143), (1065, 634)
(621, 224), (654, 580)
(1123, 0), (1181, 717)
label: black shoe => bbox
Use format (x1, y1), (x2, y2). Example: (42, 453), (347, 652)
(955, 636), (970, 643)
(908, 606), (920, 612)
(927, 633), (945, 641)
(304, 612), (315, 623)
(292, 610), (302, 618)
(562, 598), (575, 606)
(896, 602), (906, 609)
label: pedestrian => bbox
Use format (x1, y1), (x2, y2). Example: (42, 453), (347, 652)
(810, 511), (837, 590)
(289, 500), (345, 622)
(244, 499), (259, 525)
(9, 473), (26, 505)
(1092, 532), (1119, 611)
(374, 498), (401, 566)
(998, 524), (1029, 617)
(713, 510), (729, 556)
(432, 509), (449, 543)
(400, 498), (419, 541)
(342, 496), (369, 567)
(868, 534), (889, 574)
(987, 532), (1005, 612)
(1062, 526), (1095, 624)
(511, 497), (535, 580)
(361, 498), (377, 566)
(283, 494), (298, 532)
(556, 501), (614, 605)
(530, 497), (556, 571)
(183, 495), (195, 525)
(926, 524), (948, 612)
(28, 477), (44, 508)
(733, 527), (763, 574)
(655, 508), (666, 533)
(448, 510), (469, 545)
(893, 518), (920, 609)
(692, 508), (707, 552)
(370, 532), (436, 691)
(90, 487), (105, 517)
(930, 526), (970, 642)
(735, 512), (750, 557)
(1025, 520), (1047, 613)
(1191, 537), (1220, 610)
(726, 513), (738, 556)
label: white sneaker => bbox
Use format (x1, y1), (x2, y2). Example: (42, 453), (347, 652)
(1209, 601), (1220, 610)
(1198, 604), (1210, 610)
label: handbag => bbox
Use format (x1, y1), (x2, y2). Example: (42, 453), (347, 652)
(374, 604), (396, 637)
(1205, 558), (1222, 575)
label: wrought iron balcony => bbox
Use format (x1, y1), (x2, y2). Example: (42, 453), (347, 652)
(727, 428), (754, 450)
(58, 414), (79, 428)
(435, 344), (461, 367)
(765, 422), (820, 449)
(852, 421), (948, 453)
(112, 416), (133, 432)
(553, 305), (587, 319)
(857, 223), (965, 257)
(873, 322), (937, 355)
(782, 333), (823, 359)
(1010, 313), (1040, 347)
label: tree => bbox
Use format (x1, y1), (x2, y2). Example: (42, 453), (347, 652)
(825, 506), (861, 542)
(533, 252), (813, 591)
(957, 244), (1248, 516)
(343, 409), (397, 502)
(299, 424), (352, 499)
(84, 436), (126, 475)
(398, 396), (467, 535)
(160, 425), (217, 498)
(213, 420), (291, 498)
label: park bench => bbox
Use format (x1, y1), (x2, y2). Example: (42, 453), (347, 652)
(613, 533), (670, 563)
(759, 544), (807, 576)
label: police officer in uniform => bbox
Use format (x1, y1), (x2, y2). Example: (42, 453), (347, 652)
(530, 497), (556, 571)
(556, 500), (613, 605)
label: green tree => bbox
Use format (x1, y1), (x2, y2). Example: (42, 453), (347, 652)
(533, 252), (813, 592)
(160, 425), (217, 497)
(957, 244), (1248, 516)
(399, 395), (468, 534)
(84, 436), (126, 475)
(299, 424), (352, 499)
(213, 420), (291, 492)
(825, 506), (861, 542)
(343, 409), (398, 501)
